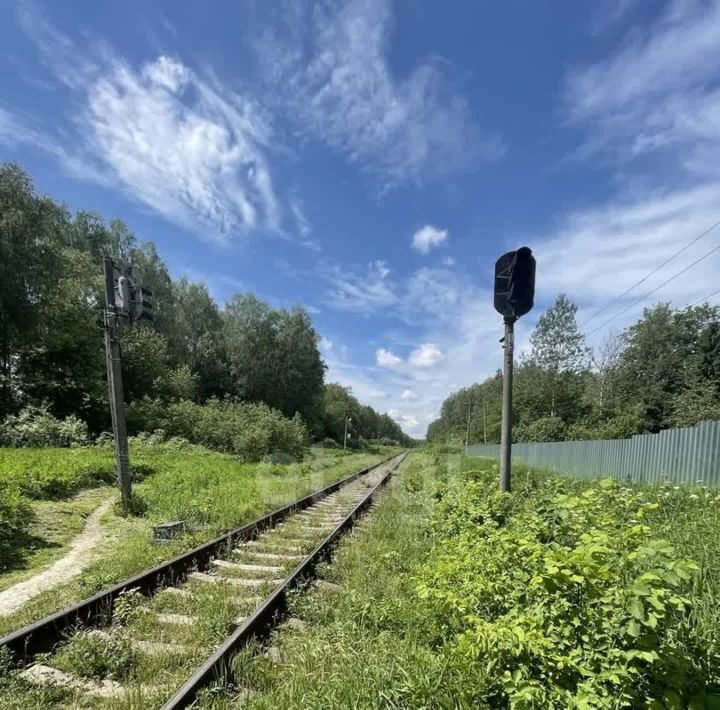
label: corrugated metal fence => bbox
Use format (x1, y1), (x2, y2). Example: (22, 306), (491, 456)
(466, 420), (720, 486)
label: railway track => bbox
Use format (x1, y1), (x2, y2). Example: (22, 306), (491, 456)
(0, 452), (407, 708)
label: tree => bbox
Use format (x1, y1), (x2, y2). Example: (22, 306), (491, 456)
(615, 303), (720, 431)
(166, 279), (229, 400)
(0, 164), (67, 418)
(527, 294), (589, 418)
(586, 332), (624, 412)
(0, 162), (415, 447)
(222, 295), (326, 428)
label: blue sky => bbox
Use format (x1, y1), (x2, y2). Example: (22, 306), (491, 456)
(2, 0), (720, 437)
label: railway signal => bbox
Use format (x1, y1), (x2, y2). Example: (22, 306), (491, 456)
(102, 257), (154, 510)
(493, 247), (536, 493)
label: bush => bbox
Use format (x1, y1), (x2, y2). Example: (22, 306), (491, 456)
(417, 469), (713, 707)
(319, 437), (339, 449)
(513, 415), (566, 442)
(0, 404), (89, 448)
(128, 398), (308, 461)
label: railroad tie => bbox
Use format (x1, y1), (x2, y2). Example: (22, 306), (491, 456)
(20, 664), (128, 699)
(211, 559), (284, 575)
(242, 552), (304, 561)
(154, 612), (197, 626)
(188, 572), (282, 588)
(88, 630), (187, 656)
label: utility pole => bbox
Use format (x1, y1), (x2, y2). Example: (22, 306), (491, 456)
(343, 414), (352, 451)
(499, 318), (515, 493)
(483, 400), (487, 444)
(465, 400), (473, 449)
(493, 246), (536, 494)
(103, 257), (132, 509)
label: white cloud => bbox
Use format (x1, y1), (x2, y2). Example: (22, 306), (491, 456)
(565, 1), (720, 177)
(323, 260), (398, 314)
(316, 263), (503, 437)
(86, 56), (279, 240)
(290, 198), (312, 238)
(7, 10), (282, 244)
(256, 0), (502, 188)
(412, 225), (449, 255)
(376, 348), (403, 368)
(535, 182), (720, 339)
(408, 342), (444, 368)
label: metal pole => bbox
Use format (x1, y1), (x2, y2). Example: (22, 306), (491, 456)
(343, 415), (349, 452)
(499, 318), (515, 493)
(103, 257), (132, 508)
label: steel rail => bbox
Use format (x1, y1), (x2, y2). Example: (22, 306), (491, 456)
(163, 451), (407, 710)
(0, 454), (397, 662)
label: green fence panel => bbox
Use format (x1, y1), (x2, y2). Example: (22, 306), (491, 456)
(466, 420), (720, 486)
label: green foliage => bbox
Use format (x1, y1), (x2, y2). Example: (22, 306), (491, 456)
(0, 404), (89, 448)
(128, 398), (308, 460)
(222, 294), (326, 432)
(513, 415), (566, 442)
(52, 630), (136, 681)
(0, 447), (117, 499)
(429, 298), (720, 446)
(321, 382), (415, 448)
(114, 492), (148, 518)
(0, 163), (410, 452)
(0, 484), (32, 563)
(416, 467), (719, 708)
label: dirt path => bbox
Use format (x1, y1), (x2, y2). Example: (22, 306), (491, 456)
(0, 497), (115, 617)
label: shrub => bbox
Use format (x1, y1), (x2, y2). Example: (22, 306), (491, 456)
(0, 404), (89, 448)
(127, 398), (308, 461)
(513, 415), (566, 442)
(416, 469), (712, 707)
(319, 437), (339, 449)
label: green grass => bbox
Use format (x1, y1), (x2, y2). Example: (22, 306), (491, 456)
(0, 488), (110, 589)
(202, 451), (441, 709)
(0, 446), (119, 500)
(0, 446), (390, 638)
(199, 451), (720, 709)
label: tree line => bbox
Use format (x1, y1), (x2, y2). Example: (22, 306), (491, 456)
(428, 293), (720, 444)
(0, 163), (414, 449)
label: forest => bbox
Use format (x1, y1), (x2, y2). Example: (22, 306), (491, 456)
(0, 163), (414, 452)
(428, 293), (720, 444)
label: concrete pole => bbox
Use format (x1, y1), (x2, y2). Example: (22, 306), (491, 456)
(465, 400), (472, 450)
(499, 318), (515, 493)
(343, 415), (349, 451)
(103, 258), (132, 508)
(483, 400), (487, 444)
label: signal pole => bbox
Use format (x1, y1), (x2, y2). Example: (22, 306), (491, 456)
(493, 246), (536, 494)
(499, 318), (515, 493)
(103, 258), (132, 509)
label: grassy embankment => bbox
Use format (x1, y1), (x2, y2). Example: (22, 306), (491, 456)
(206, 451), (720, 709)
(0, 444), (390, 637)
